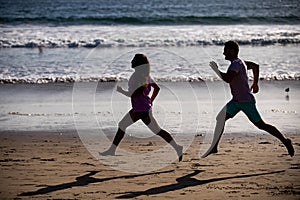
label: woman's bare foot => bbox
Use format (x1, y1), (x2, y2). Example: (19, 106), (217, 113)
(99, 148), (115, 156)
(284, 138), (294, 157)
(176, 145), (183, 162)
(201, 146), (218, 158)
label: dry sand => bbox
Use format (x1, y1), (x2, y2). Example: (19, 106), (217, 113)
(0, 130), (299, 200)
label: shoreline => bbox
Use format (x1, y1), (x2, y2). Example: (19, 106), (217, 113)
(0, 80), (299, 134)
(0, 78), (300, 84)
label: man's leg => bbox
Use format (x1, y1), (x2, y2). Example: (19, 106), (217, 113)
(202, 100), (240, 158)
(254, 120), (294, 157)
(141, 113), (183, 161)
(201, 109), (231, 158)
(241, 102), (294, 157)
(210, 112), (232, 153)
(100, 110), (138, 156)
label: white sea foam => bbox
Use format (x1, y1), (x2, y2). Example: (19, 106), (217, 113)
(0, 25), (299, 48)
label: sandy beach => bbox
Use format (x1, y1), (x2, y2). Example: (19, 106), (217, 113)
(0, 130), (299, 199)
(0, 80), (300, 199)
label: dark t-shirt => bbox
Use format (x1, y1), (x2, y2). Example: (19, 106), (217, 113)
(228, 58), (255, 102)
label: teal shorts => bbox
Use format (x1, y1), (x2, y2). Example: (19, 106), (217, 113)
(225, 100), (262, 123)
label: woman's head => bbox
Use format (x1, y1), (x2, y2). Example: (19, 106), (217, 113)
(131, 54), (149, 68)
(131, 54), (150, 85)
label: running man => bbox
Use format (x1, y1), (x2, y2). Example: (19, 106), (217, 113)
(202, 40), (294, 158)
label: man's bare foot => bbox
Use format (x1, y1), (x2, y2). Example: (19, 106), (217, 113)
(99, 149), (115, 156)
(284, 138), (294, 157)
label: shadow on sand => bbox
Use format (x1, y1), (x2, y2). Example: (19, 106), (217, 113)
(19, 169), (284, 198)
(18, 169), (174, 196)
(116, 170), (285, 199)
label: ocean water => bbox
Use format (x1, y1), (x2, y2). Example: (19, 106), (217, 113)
(1, 0), (299, 25)
(0, 0), (299, 83)
(1, 1), (300, 169)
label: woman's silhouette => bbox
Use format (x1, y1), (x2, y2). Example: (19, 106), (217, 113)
(100, 54), (183, 161)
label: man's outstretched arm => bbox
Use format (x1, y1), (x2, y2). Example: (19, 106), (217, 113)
(209, 61), (236, 83)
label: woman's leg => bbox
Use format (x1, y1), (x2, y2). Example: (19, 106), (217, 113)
(141, 113), (183, 161)
(100, 110), (138, 156)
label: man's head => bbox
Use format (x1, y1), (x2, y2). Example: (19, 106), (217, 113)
(223, 40), (239, 61)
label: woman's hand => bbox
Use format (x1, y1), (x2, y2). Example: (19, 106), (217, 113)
(116, 85), (123, 93)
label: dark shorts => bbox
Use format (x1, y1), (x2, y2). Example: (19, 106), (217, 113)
(118, 109), (161, 133)
(129, 109), (152, 121)
(225, 100), (262, 123)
